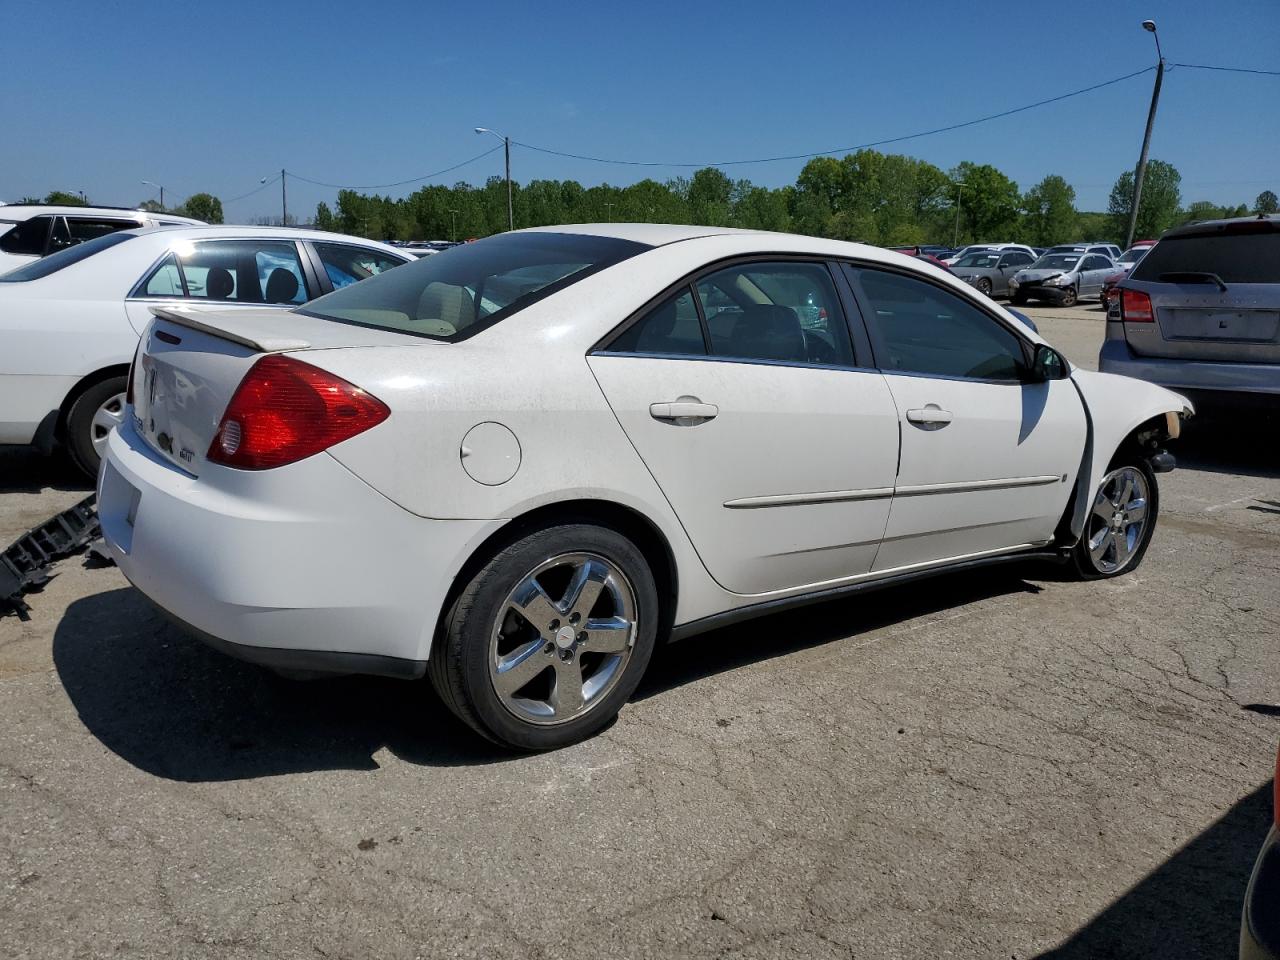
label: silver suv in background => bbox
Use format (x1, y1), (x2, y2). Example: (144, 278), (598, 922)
(0, 205), (205, 274)
(1100, 215), (1280, 409)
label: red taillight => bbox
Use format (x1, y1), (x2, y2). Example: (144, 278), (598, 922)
(1121, 289), (1154, 323)
(207, 355), (389, 470)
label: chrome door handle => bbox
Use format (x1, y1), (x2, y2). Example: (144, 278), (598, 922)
(905, 406), (953, 427)
(649, 400), (719, 423)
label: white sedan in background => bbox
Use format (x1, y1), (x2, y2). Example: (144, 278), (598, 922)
(98, 224), (1191, 751)
(0, 226), (411, 475)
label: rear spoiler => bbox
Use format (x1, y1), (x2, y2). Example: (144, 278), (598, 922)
(148, 306), (311, 353)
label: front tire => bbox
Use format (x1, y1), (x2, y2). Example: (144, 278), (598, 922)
(1071, 458), (1159, 579)
(1010, 292), (1028, 306)
(976, 277), (992, 296)
(1058, 285), (1078, 307)
(429, 523), (659, 750)
(65, 376), (127, 478)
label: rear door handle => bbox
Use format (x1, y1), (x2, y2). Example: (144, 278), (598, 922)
(649, 400), (719, 423)
(905, 406), (953, 427)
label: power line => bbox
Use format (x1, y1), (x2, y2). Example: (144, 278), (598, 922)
(1170, 61), (1280, 77)
(287, 145), (503, 191)
(224, 175), (279, 205)
(513, 66), (1158, 168)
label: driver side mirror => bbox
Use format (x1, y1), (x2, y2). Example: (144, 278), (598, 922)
(1031, 343), (1069, 381)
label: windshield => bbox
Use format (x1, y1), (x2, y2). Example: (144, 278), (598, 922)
(300, 232), (650, 340)
(1118, 247), (1148, 263)
(1030, 254), (1081, 271)
(955, 253), (1000, 268)
(0, 231), (137, 281)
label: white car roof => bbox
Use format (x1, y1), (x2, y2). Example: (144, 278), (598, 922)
(520, 222), (769, 246)
(0, 204), (204, 225)
(128, 224), (412, 251)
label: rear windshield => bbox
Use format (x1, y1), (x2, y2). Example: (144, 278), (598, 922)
(300, 232), (650, 341)
(0, 231), (136, 281)
(1130, 230), (1280, 284)
(955, 253), (1000, 268)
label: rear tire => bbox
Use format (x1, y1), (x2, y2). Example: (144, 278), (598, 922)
(428, 523), (659, 750)
(1071, 456), (1159, 580)
(65, 376), (127, 478)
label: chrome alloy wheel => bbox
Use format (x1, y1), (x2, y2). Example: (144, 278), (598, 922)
(1086, 466), (1150, 574)
(90, 392), (127, 457)
(489, 552), (637, 725)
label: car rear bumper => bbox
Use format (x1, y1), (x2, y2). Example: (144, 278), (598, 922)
(98, 419), (504, 674)
(1242, 826), (1280, 960)
(1099, 338), (1280, 397)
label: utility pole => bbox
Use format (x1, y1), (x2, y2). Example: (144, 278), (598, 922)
(281, 168), (288, 227)
(1126, 20), (1165, 250)
(475, 128), (514, 231)
(142, 180), (165, 209)
(449, 208), (458, 242)
(952, 182), (968, 248)
(504, 136), (513, 231)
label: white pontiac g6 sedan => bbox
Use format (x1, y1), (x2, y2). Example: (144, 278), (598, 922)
(97, 224), (1191, 750)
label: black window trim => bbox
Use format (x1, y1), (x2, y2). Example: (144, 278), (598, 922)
(127, 238), (317, 304)
(837, 259), (1039, 386)
(591, 253), (875, 372)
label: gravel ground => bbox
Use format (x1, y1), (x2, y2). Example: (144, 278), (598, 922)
(2, 304), (1277, 959)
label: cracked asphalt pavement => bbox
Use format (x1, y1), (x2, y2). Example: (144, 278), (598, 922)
(2, 304), (1277, 959)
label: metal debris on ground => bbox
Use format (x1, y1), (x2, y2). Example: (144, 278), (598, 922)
(0, 495), (100, 620)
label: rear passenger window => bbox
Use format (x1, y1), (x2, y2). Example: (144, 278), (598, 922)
(849, 267), (1028, 381)
(696, 261), (854, 366)
(173, 240), (309, 303)
(607, 287), (705, 356)
(0, 216), (53, 255)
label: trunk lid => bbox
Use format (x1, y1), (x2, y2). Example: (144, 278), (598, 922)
(132, 306), (428, 475)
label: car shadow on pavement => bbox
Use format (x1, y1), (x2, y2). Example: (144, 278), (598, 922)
(1035, 780), (1273, 959)
(0, 447), (92, 494)
(636, 567), (1043, 700)
(1175, 411), (1280, 480)
(53, 586), (506, 780)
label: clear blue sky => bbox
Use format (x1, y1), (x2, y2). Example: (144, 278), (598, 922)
(4, 0), (1276, 221)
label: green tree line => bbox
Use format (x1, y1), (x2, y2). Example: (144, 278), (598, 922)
(313, 152), (1272, 248)
(23, 162), (1276, 247)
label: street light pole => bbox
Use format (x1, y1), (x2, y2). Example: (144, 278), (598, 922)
(475, 127), (514, 231)
(142, 180), (165, 210)
(1125, 20), (1165, 250)
(449, 208), (458, 242)
(952, 182), (968, 248)
(260, 170), (287, 226)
